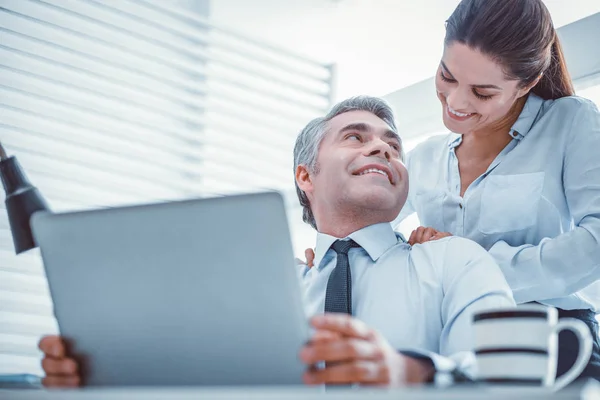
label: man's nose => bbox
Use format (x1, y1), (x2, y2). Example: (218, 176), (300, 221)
(366, 141), (391, 161)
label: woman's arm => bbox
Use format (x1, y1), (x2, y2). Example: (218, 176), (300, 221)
(489, 99), (600, 303)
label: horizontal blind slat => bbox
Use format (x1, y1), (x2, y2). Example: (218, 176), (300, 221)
(0, 291), (54, 317)
(0, 66), (206, 130)
(2, 0), (207, 69)
(0, 84), (199, 146)
(0, 31), (205, 105)
(0, 333), (45, 358)
(0, 271), (51, 297)
(1, 140), (193, 195)
(136, 0), (330, 78)
(0, 114), (192, 168)
(0, 354), (45, 376)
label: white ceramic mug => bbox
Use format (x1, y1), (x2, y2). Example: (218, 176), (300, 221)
(472, 304), (593, 391)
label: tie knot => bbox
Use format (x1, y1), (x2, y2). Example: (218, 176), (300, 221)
(330, 239), (360, 255)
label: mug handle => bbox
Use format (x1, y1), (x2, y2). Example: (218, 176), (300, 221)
(551, 317), (593, 391)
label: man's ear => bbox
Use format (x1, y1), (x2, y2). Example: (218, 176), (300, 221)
(296, 165), (313, 195)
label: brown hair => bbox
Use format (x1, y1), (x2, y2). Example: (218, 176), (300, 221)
(445, 0), (574, 100)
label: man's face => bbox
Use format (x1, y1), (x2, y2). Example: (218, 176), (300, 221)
(299, 110), (409, 226)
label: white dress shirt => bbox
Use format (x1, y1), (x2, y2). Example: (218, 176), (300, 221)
(299, 223), (515, 373)
(395, 94), (600, 312)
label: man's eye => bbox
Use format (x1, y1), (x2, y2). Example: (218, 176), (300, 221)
(346, 134), (361, 141)
(390, 143), (400, 151)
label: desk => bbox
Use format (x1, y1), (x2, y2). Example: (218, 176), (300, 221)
(2, 381), (599, 400)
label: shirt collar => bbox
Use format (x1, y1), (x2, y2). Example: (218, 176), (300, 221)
(313, 223), (400, 270)
(446, 93), (545, 149)
(510, 93), (544, 139)
(447, 133), (462, 149)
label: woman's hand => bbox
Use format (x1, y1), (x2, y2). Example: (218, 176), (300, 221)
(408, 226), (452, 246)
(304, 248), (315, 268)
(295, 248), (316, 268)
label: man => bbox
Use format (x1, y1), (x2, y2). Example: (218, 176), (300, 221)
(39, 96), (515, 387)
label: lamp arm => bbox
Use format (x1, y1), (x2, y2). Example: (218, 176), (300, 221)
(0, 142), (7, 160)
(0, 141), (51, 254)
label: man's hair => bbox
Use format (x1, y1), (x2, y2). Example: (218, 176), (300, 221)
(293, 96), (401, 230)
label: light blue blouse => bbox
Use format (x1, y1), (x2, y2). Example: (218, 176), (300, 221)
(395, 94), (600, 312)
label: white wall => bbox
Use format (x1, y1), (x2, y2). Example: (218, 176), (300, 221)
(209, 0), (600, 101)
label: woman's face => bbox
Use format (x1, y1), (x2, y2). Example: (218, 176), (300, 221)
(435, 42), (532, 135)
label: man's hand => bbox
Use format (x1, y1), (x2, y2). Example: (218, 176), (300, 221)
(299, 314), (433, 386)
(38, 335), (80, 387)
(408, 226), (452, 246)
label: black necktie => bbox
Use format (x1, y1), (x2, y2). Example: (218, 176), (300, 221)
(324, 239), (361, 315)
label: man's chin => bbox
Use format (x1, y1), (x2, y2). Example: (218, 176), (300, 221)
(349, 189), (404, 213)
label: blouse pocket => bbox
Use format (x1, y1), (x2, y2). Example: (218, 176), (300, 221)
(478, 172), (545, 235)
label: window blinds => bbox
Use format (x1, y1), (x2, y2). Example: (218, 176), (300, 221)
(0, 0), (332, 376)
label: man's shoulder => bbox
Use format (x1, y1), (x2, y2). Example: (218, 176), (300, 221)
(411, 236), (483, 252)
(410, 236), (493, 273)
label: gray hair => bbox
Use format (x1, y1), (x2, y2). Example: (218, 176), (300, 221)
(293, 96), (401, 230)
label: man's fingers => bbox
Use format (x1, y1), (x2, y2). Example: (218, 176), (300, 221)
(310, 314), (373, 339)
(300, 338), (383, 365)
(303, 360), (385, 385)
(41, 357), (79, 376)
(41, 375), (81, 388)
(38, 336), (66, 358)
(305, 248), (315, 268)
(308, 329), (343, 343)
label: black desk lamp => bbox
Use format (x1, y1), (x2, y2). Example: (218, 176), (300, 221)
(0, 142), (50, 254)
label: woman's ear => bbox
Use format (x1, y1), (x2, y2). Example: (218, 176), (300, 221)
(518, 73), (543, 97)
(296, 165), (313, 195)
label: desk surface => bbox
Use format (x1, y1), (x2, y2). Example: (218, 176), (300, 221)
(2, 381), (599, 400)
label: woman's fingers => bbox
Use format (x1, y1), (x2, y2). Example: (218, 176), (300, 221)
(305, 248), (315, 268)
(408, 229), (418, 245)
(410, 226), (439, 245)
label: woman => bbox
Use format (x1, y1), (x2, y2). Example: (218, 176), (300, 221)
(398, 0), (600, 380)
(308, 0), (600, 380)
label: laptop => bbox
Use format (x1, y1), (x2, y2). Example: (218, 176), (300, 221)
(31, 191), (309, 386)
